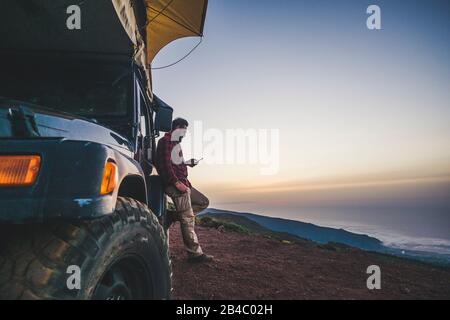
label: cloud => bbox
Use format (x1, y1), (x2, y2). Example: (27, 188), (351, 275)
(207, 172), (450, 209)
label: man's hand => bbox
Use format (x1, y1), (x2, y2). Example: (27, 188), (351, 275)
(185, 158), (202, 167)
(174, 181), (189, 193)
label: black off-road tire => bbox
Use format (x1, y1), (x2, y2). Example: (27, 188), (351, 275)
(0, 197), (171, 300)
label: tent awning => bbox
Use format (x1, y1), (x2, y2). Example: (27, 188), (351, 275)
(145, 0), (208, 63)
(113, 0), (208, 64)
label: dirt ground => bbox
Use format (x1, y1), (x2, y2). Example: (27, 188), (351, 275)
(168, 224), (450, 300)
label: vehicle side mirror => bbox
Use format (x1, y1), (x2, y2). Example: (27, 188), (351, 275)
(153, 96), (173, 133)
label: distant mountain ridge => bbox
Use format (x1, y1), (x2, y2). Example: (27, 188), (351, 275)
(201, 208), (383, 251)
(200, 208), (450, 266)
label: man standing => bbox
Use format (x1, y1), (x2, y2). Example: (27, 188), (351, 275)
(156, 118), (213, 263)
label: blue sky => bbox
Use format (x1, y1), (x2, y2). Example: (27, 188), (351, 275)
(151, 0), (450, 234)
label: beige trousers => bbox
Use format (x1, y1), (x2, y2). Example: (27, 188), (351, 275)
(165, 186), (209, 257)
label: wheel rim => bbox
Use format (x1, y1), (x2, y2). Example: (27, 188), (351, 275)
(92, 256), (152, 300)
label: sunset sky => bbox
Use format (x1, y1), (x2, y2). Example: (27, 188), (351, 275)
(152, 0), (449, 235)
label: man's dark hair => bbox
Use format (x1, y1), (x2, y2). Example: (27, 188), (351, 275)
(172, 117), (189, 129)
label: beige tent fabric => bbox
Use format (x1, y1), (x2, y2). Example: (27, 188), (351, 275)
(112, 0), (152, 97)
(145, 0), (208, 63)
(112, 0), (146, 65)
(112, 0), (207, 65)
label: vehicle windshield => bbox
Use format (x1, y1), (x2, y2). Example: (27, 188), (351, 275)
(0, 55), (132, 119)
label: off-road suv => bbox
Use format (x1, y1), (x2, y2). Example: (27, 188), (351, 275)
(0, 50), (173, 300)
(0, 0), (208, 300)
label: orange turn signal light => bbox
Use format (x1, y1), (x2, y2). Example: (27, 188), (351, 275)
(100, 161), (118, 195)
(0, 155), (41, 186)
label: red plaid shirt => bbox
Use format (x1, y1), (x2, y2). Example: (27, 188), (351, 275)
(155, 132), (191, 188)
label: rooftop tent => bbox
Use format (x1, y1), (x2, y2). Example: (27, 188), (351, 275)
(0, 0), (208, 96)
(0, 0), (208, 66)
(0, 0), (152, 95)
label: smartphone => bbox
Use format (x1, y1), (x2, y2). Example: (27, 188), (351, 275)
(194, 157), (204, 164)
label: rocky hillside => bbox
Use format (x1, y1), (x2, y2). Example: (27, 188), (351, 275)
(169, 217), (450, 300)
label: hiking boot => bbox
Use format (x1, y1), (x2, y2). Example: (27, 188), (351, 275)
(187, 253), (214, 263)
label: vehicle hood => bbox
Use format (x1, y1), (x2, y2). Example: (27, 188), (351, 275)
(0, 98), (133, 154)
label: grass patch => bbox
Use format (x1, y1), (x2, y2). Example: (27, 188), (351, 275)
(196, 216), (251, 235)
(196, 215), (310, 245)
